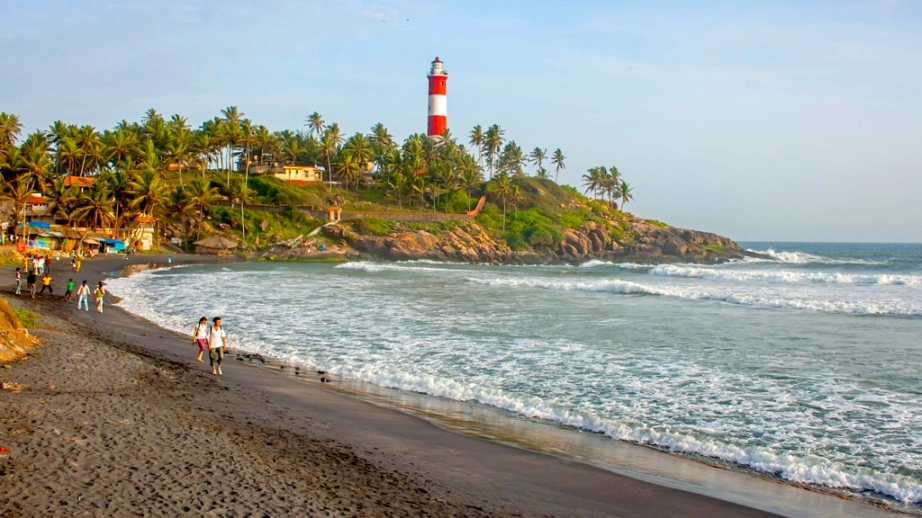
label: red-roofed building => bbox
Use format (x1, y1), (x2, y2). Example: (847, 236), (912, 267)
(63, 176), (96, 190)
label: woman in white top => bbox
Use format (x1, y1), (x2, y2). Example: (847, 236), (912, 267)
(208, 317), (228, 375)
(192, 317), (208, 363)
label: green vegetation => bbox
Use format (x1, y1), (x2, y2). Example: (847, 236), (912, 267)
(645, 219), (669, 228)
(11, 308), (38, 328)
(0, 108), (638, 255)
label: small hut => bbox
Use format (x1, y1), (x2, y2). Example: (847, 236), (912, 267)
(193, 236), (238, 256)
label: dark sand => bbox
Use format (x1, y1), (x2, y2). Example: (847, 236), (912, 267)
(0, 253), (788, 517)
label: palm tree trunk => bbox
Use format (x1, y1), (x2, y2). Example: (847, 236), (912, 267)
(502, 198), (507, 231)
(240, 202), (246, 241)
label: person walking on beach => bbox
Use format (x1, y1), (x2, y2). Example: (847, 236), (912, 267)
(38, 273), (54, 296)
(208, 317), (227, 375)
(94, 282), (106, 313)
(26, 271), (36, 299)
(63, 279), (75, 303)
(14, 268), (21, 295)
(192, 317), (209, 363)
(76, 281), (89, 311)
(71, 254), (77, 272)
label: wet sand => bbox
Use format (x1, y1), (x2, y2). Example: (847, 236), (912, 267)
(0, 253), (791, 517)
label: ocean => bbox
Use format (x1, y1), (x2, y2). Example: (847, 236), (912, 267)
(106, 242), (922, 512)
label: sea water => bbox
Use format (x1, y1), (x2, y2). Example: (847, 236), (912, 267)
(106, 242), (922, 510)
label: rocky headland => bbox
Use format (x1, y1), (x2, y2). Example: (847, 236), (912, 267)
(259, 216), (762, 265)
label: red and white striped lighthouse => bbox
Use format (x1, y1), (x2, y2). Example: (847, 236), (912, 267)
(427, 57), (448, 138)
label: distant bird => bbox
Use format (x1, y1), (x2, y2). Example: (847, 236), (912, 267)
(406, 18), (409, 21)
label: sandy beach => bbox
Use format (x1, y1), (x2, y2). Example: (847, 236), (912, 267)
(1, 253), (795, 517)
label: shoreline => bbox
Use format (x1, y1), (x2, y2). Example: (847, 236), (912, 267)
(0, 253), (903, 517)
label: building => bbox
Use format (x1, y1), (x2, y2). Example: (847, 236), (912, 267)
(63, 176), (96, 190)
(427, 56), (448, 138)
(194, 236), (238, 256)
(274, 165), (323, 185)
(24, 195), (55, 225)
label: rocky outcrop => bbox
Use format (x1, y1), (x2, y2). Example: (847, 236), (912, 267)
(344, 220), (763, 265)
(348, 224), (516, 264)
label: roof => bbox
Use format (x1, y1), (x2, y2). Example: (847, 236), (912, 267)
(63, 176), (96, 188)
(134, 214), (156, 223)
(25, 195), (46, 205)
(193, 236), (238, 249)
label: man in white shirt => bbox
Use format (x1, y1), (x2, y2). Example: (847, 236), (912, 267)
(208, 317), (228, 375)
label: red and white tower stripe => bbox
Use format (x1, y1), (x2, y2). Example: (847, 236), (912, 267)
(427, 56), (448, 138)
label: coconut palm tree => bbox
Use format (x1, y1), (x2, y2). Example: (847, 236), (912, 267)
(129, 168), (169, 223)
(227, 178), (254, 241)
(484, 124), (505, 180)
(335, 152), (361, 191)
(617, 180), (634, 211)
(18, 137), (53, 192)
(168, 186), (193, 249)
(488, 171), (514, 231)
(344, 133), (372, 178)
(385, 170), (408, 209)
(238, 119), (257, 185)
(185, 178), (221, 238)
(582, 167), (606, 199)
(305, 112), (325, 138)
(551, 149), (566, 184)
(75, 183), (115, 230)
(468, 125), (484, 170)
(1, 174), (34, 241)
(529, 147), (547, 174)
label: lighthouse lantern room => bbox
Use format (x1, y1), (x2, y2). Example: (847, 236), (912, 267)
(427, 57), (448, 138)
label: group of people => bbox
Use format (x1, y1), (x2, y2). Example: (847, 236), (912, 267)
(14, 266), (107, 312)
(192, 317), (228, 375)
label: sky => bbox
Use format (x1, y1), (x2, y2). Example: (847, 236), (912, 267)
(2, 0), (921, 242)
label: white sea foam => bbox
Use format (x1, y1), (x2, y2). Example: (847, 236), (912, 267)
(578, 259), (614, 268)
(747, 248), (888, 266)
(648, 264), (922, 286)
(466, 276), (922, 316)
(105, 262), (922, 507)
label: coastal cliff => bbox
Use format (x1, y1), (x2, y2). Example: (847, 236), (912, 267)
(341, 219), (753, 265)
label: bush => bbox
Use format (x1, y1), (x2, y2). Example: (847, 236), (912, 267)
(523, 224), (562, 247)
(475, 206), (505, 231)
(505, 232), (528, 251)
(439, 190), (473, 213)
(558, 210), (590, 229)
(352, 217), (394, 236)
(645, 219), (669, 228)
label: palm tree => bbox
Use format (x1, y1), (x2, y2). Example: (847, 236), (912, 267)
(227, 178), (254, 241)
(344, 133), (372, 181)
(484, 124), (505, 180)
(459, 157), (483, 211)
(185, 178), (221, 239)
(320, 130), (339, 186)
(385, 171), (408, 208)
(617, 180), (634, 211)
(468, 125), (484, 170)
(129, 169), (169, 241)
(582, 167), (608, 199)
(1, 175), (34, 241)
(535, 167), (551, 180)
(0, 113), (23, 159)
(305, 112), (325, 138)
(168, 186), (192, 250)
(18, 139), (53, 192)
(335, 152), (361, 191)
(528, 147), (547, 174)
(75, 183), (115, 231)
(239, 119), (257, 186)
(551, 149), (566, 184)
(488, 171), (514, 231)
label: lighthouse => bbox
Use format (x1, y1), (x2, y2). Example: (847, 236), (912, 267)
(427, 57), (448, 138)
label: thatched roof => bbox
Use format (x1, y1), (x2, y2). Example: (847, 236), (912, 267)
(193, 236), (237, 249)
